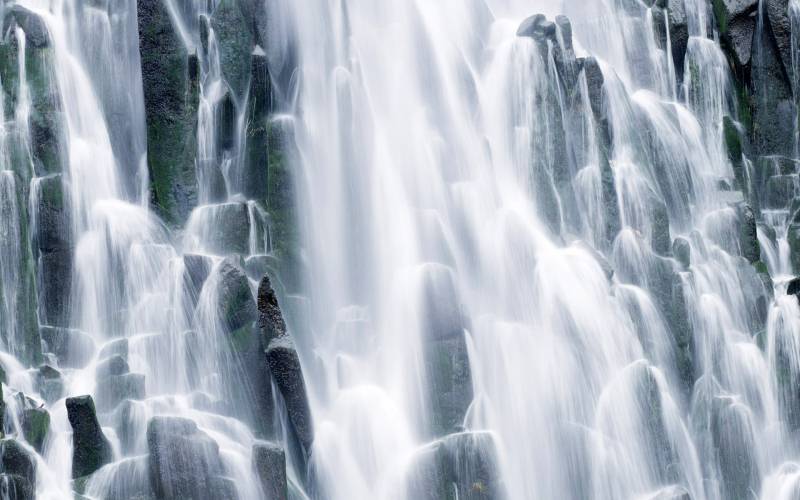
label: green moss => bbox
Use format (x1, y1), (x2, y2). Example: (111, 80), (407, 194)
(753, 260), (769, 275)
(712, 0), (729, 34)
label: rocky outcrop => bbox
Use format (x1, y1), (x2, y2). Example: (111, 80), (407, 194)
(66, 396), (112, 478)
(0, 439), (36, 500)
(138, 0), (199, 225)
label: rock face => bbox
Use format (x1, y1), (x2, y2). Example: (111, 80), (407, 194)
(146, 416), (232, 500)
(252, 441), (287, 500)
(138, 0), (199, 225)
(66, 395), (113, 478)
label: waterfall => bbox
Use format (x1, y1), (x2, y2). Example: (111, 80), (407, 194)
(0, 0), (798, 499)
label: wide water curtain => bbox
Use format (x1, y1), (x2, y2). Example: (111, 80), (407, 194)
(0, 0), (797, 499)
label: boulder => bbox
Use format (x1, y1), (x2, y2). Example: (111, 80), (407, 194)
(266, 336), (313, 456)
(252, 441), (287, 500)
(146, 416), (231, 500)
(138, 0), (199, 224)
(183, 253), (213, 297)
(39, 326), (95, 369)
(38, 248), (72, 327)
(787, 277), (800, 303)
(217, 259), (258, 333)
(33, 174), (70, 252)
(66, 396), (112, 478)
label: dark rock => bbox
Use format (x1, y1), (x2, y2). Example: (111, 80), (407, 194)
(0, 472), (34, 500)
(95, 355), (129, 379)
(34, 174), (69, 252)
(787, 277), (800, 303)
(266, 336), (313, 456)
(15, 393), (49, 453)
(765, 0), (792, 80)
(217, 259), (258, 333)
(216, 88), (238, 154)
(252, 441), (287, 500)
(216, 259), (273, 435)
(789, 223), (800, 273)
(39, 326), (95, 369)
(582, 57), (605, 121)
(0, 440), (35, 493)
(146, 416), (229, 500)
(95, 373), (145, 412)
(737, 203), (760, 263)
(66, 396), (112, 478)
(667, 0), (689, 79)
(258, 274), (287, 345)
(9, 5), (49, 49)
(138, 0), (199, 225)
(38, 248), (72, 327)
(651, 198), (671, 255)
(211, 0), (254, 100)
(516, 14), (556, 41)
(243, 51), (270, 200)
(672, 237), (691, 268)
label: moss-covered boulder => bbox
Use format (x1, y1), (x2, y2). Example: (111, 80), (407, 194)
(138, 0), (199, 225)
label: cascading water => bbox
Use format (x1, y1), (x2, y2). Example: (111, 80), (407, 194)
(0, 0), (799, 499)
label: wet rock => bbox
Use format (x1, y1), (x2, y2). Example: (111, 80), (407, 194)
(189, 203), (250, 255)
(217, 259), (273, 435)
(712, 0), (759, 68)
(0, 472), (34, 500)
(787, 277), (800, 303)
(711, 396), (761, 499)
(217, 259), (258, 333)
(146, 416), (229, 500)
(15, 393), (49, 453)
(764, 174), (797, 209)
(98, 338), (128, 362)
(266, 335), (313, 456)
(216, 88), (238, 154)
(252, 441), (287, 500)
(36, 364), (62, 403)
(9, 5), (49, 49)
(737, 203), (760, 263)
(245, 254), (280, 281)
(651, 198), (671, 255)
(582, 57), (605, 123)
(666, 0), (689, 80)
(789, 224), (800, 273)
(39, 248), (72, 328)
(138, 0), (199, 225)
(672, 237), (691, 268)
(266, 118), (301, 281)
(419, 264), (466, 342)
(0, 439), (35, 496)
(211, 0), (254, 100)
(34, 174), (69, 252)
(406, 431), (504, 500)
(183, 253), (213, 296)
(243, 50), (270, 201)
(95, 354), (129, 379)
(95, 373), (145, 412)
(516, 14), (556, 41)
(39, 326), (95, 369)
(66, 395), (112, 478)
(765, 0), (792, 80)
(258, 274), (287, 344)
